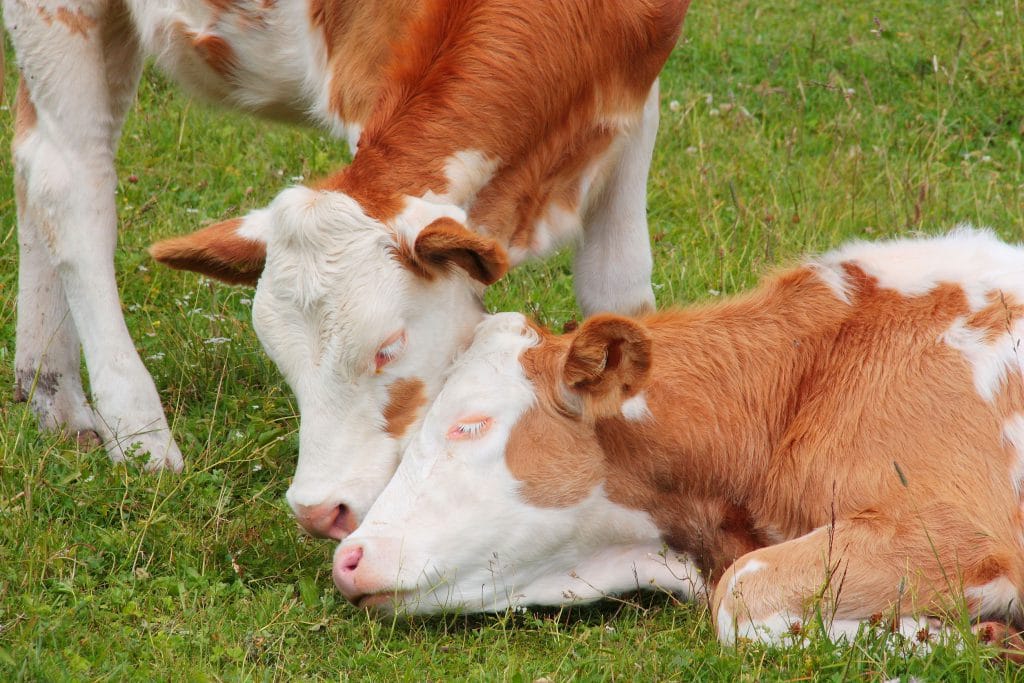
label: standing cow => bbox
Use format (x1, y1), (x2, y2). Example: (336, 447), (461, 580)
(7, 0), (689, 535)
(333, 228), (1024, 649)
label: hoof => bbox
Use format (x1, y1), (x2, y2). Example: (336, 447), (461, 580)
(75, 429), (102, 449)
(102, 429), (185, 473)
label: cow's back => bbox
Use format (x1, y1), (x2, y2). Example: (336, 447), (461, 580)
(770, 230), (1024, 553)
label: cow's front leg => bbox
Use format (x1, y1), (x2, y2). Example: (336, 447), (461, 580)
(710, 518), (1007, 647)
(13, 85), (98, 446)
(574, 82), (660, 317)
(8, 3), (182, 470)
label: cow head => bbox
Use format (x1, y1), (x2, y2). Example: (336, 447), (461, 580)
(331, 313), (700, 613)
(150, 186), (507, 538)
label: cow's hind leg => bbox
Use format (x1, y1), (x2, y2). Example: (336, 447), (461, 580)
(711, 518), (1004, 647)
(7, 1), (183, 470)
(574, 81), (660, 317)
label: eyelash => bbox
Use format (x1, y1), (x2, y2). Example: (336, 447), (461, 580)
(447, 418), (492, 441)
(375, 332), (406, 372)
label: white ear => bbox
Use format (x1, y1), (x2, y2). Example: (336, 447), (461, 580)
(235, 205), (274, 242)
(392, 195), (468, 242)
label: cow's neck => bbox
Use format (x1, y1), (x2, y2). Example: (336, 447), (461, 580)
(315, 0), (420, 129)
(599, 268), (849, 536)
(315, 0), (670, 241)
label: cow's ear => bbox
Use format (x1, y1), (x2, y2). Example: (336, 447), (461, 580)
(562, 314), (653, 418)
(149, 212), (267, 285)
(408, 217), (509, 285)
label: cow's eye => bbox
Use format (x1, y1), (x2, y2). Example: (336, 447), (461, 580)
(446, 416), (493, 441)
(374, 330), (406, 372)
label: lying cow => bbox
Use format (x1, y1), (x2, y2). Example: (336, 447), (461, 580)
(8, 0), (689, 534)
(333, 228), (1024, 647)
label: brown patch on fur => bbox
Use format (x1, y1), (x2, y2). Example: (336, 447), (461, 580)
(966, 555), (1012, 588)
(661, 499), (775, 582)
(189, 31), (236, 78)
(310, 0), (416, 129)
(395, 217), (509, 285)
(513, 259), (1024, 625)
(203, 0), (275, 29)
(316, 0), (690, 237)
(55, 6), (96, 36)
(37, 6), (96, 37)
(967, 291), (1024, 343)
(505, 405), (605, 508)
(14, 78), (37, 143)
(149, 218), (265, 285)
(382, 378), (427, 438)
(562, 315), (652, 418)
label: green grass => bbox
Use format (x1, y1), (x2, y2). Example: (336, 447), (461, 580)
(3, 0), (1024, 679)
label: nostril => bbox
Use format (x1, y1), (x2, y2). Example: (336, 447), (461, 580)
(328, 504), (356, 538)
(294, 501), (359, 539)
(340, 546), (363, 572)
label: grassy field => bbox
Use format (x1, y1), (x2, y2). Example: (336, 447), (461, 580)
(3, 0), (1024, 680)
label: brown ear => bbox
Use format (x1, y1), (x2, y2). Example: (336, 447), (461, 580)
(149, 217), (266, 285)
(409, 217), (509, 285)
(563, 314), (653, 417)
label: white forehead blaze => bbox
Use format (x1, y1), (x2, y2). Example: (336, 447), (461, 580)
(430, 313), (540, 422)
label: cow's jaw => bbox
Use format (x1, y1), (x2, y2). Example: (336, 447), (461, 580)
(251, 187), (485, 535)
(333, 313), (702, 611)
(337, 487), (701, 614)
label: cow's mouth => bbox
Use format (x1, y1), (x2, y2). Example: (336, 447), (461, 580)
(354, 590), (410, 611)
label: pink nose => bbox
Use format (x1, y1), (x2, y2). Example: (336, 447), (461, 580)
(292, 502), (358, 539)
(333, 545), (364, 600)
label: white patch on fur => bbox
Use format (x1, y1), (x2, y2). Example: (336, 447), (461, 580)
(439, 150), (500, 206)
(507, 245), (531, 267)
(572, 82), (660, 316)
(532, 202), (582, 254)
(130, 1), (315, 120)
(728, 611), (947, 649)
(941, 316), (1024, 403)
(716, 559), (767, 645)
(391, 196), (469, 244)
(235, 205), (274, 243)
(810, 226), (1024, 310)
(346, 124), (363, 155)
(966, 576), (1022, 621)
(621, 392), (652, 422)
(1002, 414), (1024, 496)
(807, 262), (853, 304)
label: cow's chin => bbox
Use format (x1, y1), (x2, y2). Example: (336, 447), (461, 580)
(350, 571), (602, 617)
(356, 589), (513, 617)
(350, 590), (413, 613)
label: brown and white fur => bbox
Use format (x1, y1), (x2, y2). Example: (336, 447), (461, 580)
(6, 1), (689, 534)
(334, 228), (1024, 648)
